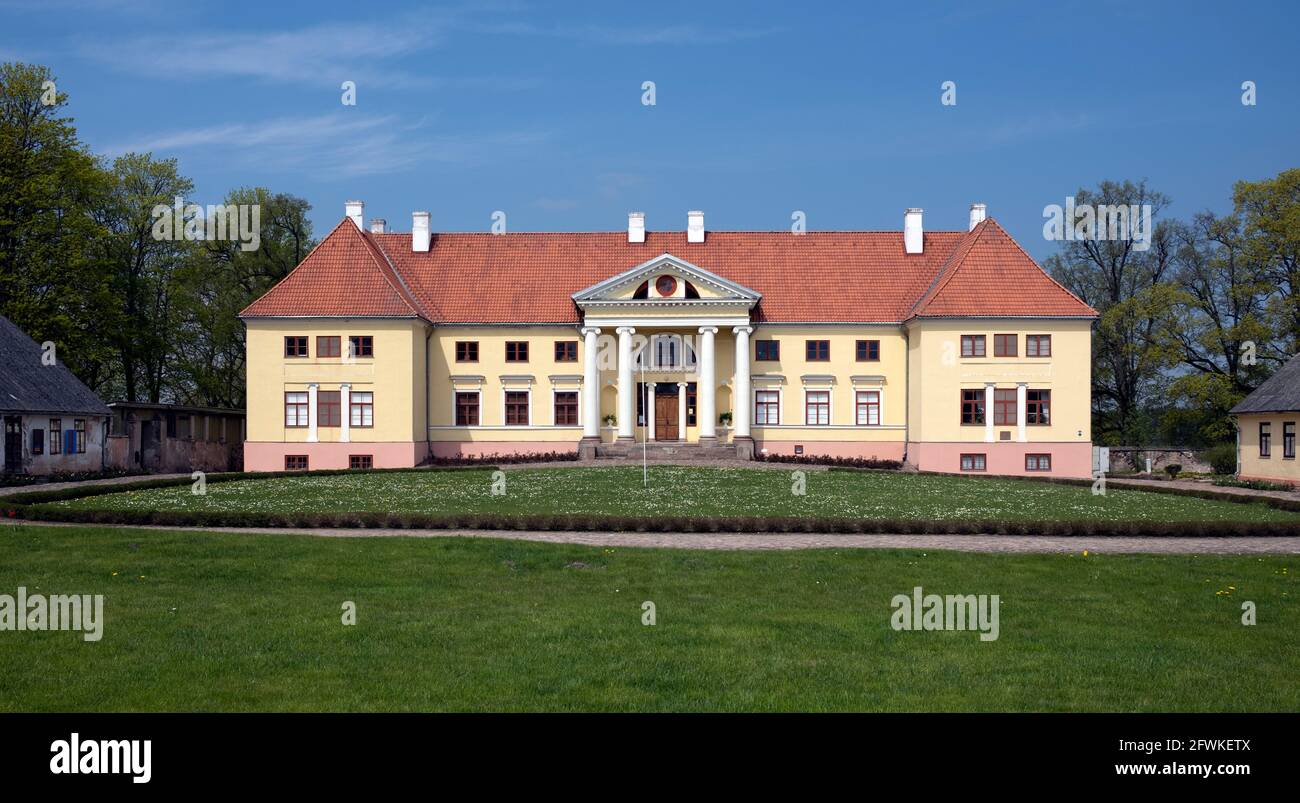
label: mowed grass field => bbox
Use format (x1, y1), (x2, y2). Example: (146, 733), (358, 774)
(41, 466), (1300, 523)
(0, 524), (1295, 712)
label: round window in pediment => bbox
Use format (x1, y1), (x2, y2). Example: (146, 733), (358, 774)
(655, 275), (677, 297)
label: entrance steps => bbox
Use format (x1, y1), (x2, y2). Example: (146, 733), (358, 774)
(594, 441), (738, 461)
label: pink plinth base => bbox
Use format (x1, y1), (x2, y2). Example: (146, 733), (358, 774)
(754, 440), (906, 461)
(244, 441), (426, 471)
(907, 441), (1093, 479)
(427, 441), (579, 458)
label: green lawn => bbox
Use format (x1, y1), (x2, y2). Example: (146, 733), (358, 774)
(0, 524), (1295, 712)
(41, 466), (1300, 523)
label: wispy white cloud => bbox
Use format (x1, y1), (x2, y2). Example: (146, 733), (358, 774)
(466, 21), (779, 45)
(105, 113), (548, 178)
(73, 17), (514, 90)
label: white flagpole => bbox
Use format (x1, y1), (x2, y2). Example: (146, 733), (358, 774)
(641, 347), (648, 487)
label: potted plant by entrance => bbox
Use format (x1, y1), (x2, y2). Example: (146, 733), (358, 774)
(719, 411), (732, 427)
(602, 414), (617, 427)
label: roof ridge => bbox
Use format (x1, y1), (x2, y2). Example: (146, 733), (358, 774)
(356, 224), (428, 320)
(238, 218), (351, 318)
(907, 222), (987, 317)
(983, 217), (1098, 316)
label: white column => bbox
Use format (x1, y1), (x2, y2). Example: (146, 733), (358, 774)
(677, 382), (688, 441)
(616, 327), (635, 440)
(307, 383), (319, 443)
(984, 383), (995, 443)
(646, 382), (657, 440)
(340, 383), (351, 443)
(698, 327), (718, 442)
(1016, 382), (1027, 443)
(581, 327), (601, 439)
(732, 326), (753, 440)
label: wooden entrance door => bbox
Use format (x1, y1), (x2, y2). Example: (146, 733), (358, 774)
(4, 416), (22, 472)
(654, 392), (679, 441)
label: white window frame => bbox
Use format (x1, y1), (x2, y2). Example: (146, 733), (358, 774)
(551, 387), (581, 428)
(855, 389), (881, 427)
(501, 387), (532, 427)
(754, 388), (781, 426)
(452, 389), (482, 427)
(803, 388), (832, 426)
(349, 390), (375, 428)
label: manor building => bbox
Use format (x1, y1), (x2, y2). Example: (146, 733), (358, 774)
(240, 202), (1097, 476)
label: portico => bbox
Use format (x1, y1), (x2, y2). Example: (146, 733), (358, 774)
(572, 254), (761, 458)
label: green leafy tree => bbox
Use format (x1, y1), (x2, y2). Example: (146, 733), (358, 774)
(171, 188), (314, 407)
(1233, 169), (1300, 355)
(1046, 180), (1182, 444)
(0, 62), (114, 387)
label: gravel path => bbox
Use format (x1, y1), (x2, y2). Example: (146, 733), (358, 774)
(3, 519), (1297, 554)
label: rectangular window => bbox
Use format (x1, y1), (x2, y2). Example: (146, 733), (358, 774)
(31, 428), (44, 455)
(48, 418), (61, 454)
(960, 389), (985, 425)
(1285, 422), (1296, 459)
(855, 390), (880, 426)
(1260, 422), (1271, 458)
(505, 341), (529, 362)
(960, 453), (986, 472)
(805, 390), (830, 425)
(856, 339), (880, 361)
(805, 340), (830, 361)
(1026, 335), (1052, 357)
(1026, 454), (1052, 472)
(73, 419), (86, 453)
(505, 391), (530, 425)
(554, 341), (578, 362)
(455, 341), (479, 362)
(1026, 389), (1051, 425)
(348, 335), (374, 358)
(285, 455), (308, 471)
(755, 390), (780, 425)
(349, 455), (373, 470)
(687, 382), (697, 426)
(455, 392), (479, 426)
(755, 340), (780, 361)
(317, 336), (341, 358)
(993, 389), (1017, 426)
(317, 391), (341, 427)
(350, 391), (374, 427)
(994, 334), (1017, 357)
(554, 391), (579, 426)
(961, 335), (985, 358)
(285, 392), (309, 427)
(284, 336), (308, 357)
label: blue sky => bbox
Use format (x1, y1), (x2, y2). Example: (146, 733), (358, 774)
(3, 0), (1297, 259)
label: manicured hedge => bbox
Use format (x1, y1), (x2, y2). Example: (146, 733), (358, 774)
(756, 454), (903, 470)
(420, 451), (578, 466)
(6, 502), (1300, 537)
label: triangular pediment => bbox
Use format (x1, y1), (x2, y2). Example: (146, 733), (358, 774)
(572, 254), (760, 306)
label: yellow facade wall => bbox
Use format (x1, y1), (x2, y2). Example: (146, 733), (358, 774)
(245, 318), (425, 443)
(905, 318), (1092, 444)
(1236, 413), (1300, 485)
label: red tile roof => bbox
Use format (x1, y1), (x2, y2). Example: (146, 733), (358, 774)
(909, 219), (1098, 318)
(241, 216), (1096, 323)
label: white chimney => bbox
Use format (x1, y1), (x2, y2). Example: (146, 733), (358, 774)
(345, 200), (364, 230)
(628, 212), (646, 243)
(412, 211), (430, 253)
(904, 208), (923, 254)
(968, 203), (987, 231)
(370, 218), (386, 234)
(687, 210), (705, 243)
